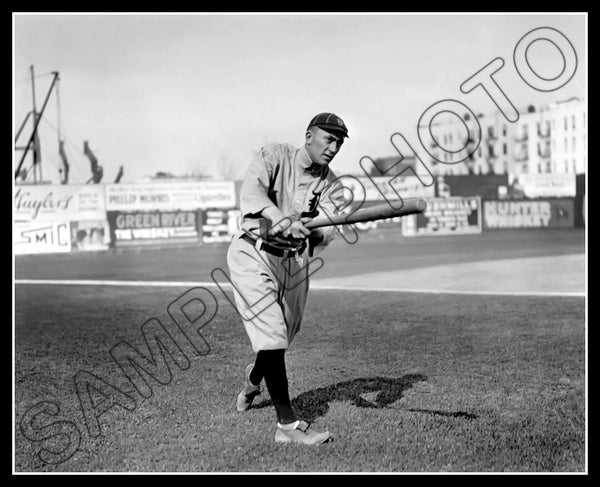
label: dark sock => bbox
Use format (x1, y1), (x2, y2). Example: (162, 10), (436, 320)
(249, 355), (264, 386)
(255, 349), (297, 424)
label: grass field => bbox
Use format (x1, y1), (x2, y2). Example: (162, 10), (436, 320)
(14, 229), (586, 472)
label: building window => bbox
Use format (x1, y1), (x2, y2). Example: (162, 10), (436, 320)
(573, 158), (576, 172)
(449, 133), (453, 144)
(520, 125), (528, 139)
(573, 137), (576, 151)
(564, 117), (568, 130)
(478, 147), (482, 158)
(565, 138), (568, 151)
(572, 115), (576, 129)
(502, 125), (507, 136)
(503, 143), (507, 155)
(538, 163), (543, 173)
(546, 161), (552, 173)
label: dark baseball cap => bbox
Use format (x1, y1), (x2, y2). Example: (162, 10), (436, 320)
(307, 112), (349, 138)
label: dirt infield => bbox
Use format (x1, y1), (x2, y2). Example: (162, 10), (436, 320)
(312, 254), (584, 295)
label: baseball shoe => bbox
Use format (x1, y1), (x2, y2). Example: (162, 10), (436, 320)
(275, 420), (333, 445)
(236, 364), (261, 412)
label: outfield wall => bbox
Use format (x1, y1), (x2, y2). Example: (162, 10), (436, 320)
(14, 174), (584, 254)
(14, 181), (237, 255)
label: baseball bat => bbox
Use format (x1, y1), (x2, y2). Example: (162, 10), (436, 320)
(304, 198), (427, 229)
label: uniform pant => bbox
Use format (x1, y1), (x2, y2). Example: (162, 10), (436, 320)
(227, 234), (310, 352)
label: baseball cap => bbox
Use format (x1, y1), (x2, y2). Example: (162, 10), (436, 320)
(307, 112), (349, 138)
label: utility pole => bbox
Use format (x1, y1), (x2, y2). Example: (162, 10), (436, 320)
(30, 65), (40, 184)
(14, 67), (59, 182)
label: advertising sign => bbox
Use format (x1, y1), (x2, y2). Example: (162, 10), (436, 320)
(70, 220), (111, 251)
(14, 221), (72, 254)
(402, 197), (482, 236)
(509, 173), (576, 199)
(107, 210), (199, 246)
(483, 199), (574, 229)
(14, 184), (105, 222)
(201, 209), (233, 243)
(341, 176), (434, 203)
(343, 201), (404, 232)
(105, 182), (236, 211)
(439, 174), (509, 199)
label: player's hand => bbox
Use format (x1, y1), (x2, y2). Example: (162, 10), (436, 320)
(281, 217), (312, 240)
(269, 217), (311, 240)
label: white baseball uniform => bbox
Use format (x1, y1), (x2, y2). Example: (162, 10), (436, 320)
(227, 143), (344, 352)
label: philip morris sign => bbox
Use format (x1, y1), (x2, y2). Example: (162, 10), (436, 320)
(104, 182), (236, 211)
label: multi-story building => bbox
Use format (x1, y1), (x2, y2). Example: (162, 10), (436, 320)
(546, 97), (587, 175)
(426, 97), (586, 176)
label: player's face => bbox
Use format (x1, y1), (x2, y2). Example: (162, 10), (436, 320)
(305, 128), (344, 166)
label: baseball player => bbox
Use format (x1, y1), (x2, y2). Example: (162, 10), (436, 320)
(227, 113), (348, 445)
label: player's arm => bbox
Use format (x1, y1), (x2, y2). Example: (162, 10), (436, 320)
(240, 146), (310, 240)
(239, 147), (278, 220)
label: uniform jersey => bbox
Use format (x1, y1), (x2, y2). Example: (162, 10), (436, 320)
(227, 143), (345, 352)
(239, 143), (345, 254)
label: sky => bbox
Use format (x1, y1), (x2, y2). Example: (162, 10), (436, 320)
(13, 13), (587, 184)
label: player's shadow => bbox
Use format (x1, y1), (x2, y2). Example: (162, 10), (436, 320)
(254, 374), (476, 422)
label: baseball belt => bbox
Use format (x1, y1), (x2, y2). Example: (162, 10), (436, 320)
(241, 233), (306, 259)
